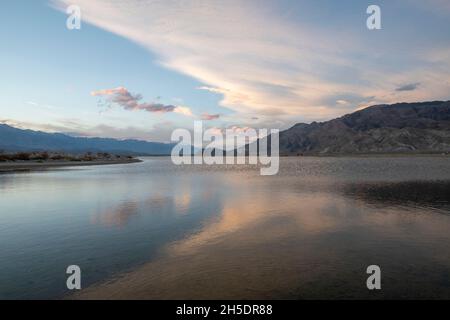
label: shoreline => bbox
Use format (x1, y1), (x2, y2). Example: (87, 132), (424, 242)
(279, 153), (450, 157)
(143, 153), (450, 157)
(1, 154), (448, 173)
(0, 158), (142, 173)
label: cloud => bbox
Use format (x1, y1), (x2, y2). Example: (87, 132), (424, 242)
(336, 100), (349, 105)
(91, 86), (192, 115)
(1, 118), (72, 133)
(203, 125), (259, 137)
(53, 0), (450, 127)
(1, 117), (181, 143)
(71, 123), (177, 142)
(227, 125), (254, 134)
(201, 113), (220, 121)
(173, 106), (193, 117)
(52, 0), (365, 121)
(395, 83), (421, 92)
(320, 93), (376, 109)
(197, 86), (227, 95)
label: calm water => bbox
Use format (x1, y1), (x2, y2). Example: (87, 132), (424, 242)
(1, 157), (450, 299)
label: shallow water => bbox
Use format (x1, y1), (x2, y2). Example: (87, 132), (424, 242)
(1, 157), (450, 299)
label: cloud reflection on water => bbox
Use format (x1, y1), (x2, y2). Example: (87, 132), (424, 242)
(77, 172), (450, 299)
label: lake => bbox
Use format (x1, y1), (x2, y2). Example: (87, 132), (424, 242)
(1, 156), (450, 299)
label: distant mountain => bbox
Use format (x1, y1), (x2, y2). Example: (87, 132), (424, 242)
(3, 100), (450, 156)
(279, 101), (450, 154)
(0, 124), (175, 155)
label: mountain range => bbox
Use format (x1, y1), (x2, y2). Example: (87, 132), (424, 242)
(1, 100), (450, 156)
(278, 100), (450, 155)
(0, 124), (175, 155)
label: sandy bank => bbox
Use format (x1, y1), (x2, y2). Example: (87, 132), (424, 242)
(0, 158), (142, 173)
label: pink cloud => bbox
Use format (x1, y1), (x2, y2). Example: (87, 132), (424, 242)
(91, 86), (191, 115)
(201, 113), (220, 121)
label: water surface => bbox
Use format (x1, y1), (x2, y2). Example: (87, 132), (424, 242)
(1, 157), (450, 299)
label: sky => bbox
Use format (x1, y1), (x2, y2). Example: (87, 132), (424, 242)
(1, 0), (449, 142)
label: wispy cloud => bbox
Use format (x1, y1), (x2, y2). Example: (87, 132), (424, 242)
(1, 117), (181, 143)
(53, 0), (450, 126)
(51, 0), (365, 122)
(395, 83), (421, 92)
(201, 113), (220, 121)
(91, 86), (192, 116)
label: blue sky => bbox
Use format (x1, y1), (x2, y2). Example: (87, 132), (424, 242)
(1, 0), (449, 142)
